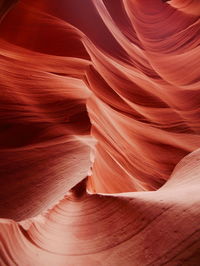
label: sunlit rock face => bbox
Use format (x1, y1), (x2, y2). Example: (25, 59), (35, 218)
(0, 0), (200, 265)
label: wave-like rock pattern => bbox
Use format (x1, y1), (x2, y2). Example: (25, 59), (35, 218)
(0, 0), (199, 265)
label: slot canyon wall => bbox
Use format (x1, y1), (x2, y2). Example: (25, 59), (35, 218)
(0, 0), (200, 265)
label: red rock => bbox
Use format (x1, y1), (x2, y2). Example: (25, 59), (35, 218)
(0, 0), (199, 265)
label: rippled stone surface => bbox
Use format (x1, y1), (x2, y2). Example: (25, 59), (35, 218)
(0, 0), (199, 265)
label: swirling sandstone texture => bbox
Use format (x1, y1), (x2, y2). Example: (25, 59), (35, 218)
(0, 0), (200, 265)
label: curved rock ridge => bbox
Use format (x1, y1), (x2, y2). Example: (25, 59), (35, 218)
(0, 149), (200, 265)
(0, 0), (200, 265)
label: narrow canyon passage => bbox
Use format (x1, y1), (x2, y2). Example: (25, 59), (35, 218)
(0, 0), (200, 265)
